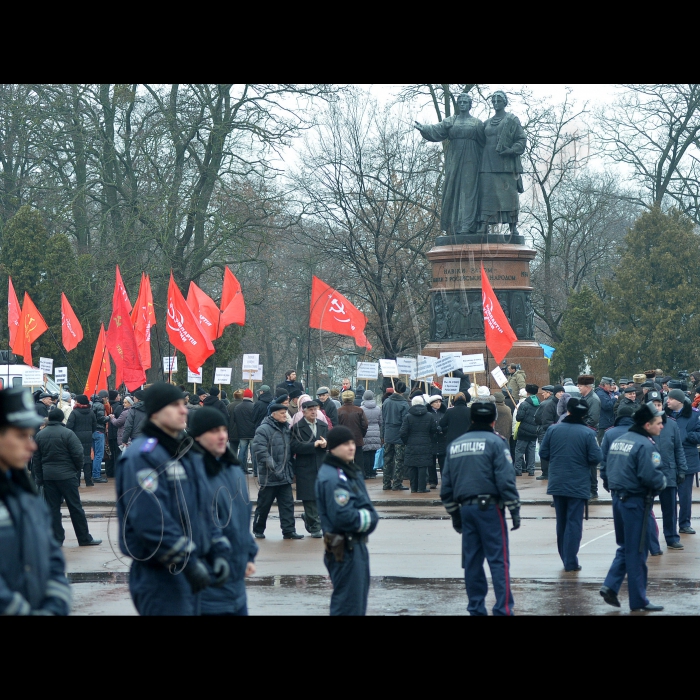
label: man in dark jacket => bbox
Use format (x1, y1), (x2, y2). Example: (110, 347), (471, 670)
(252, 403), (303, 539)
(35, 392), (55, 419)
(0, 387), (72, 616)
(614, 385), (639, 418)
(665, 389), (700, 535)
(316, 386), (338, 427)
(203, 386), (228, 421)
(105, 390), (123, 478)
(440, 392), (471, 446)
(34, 410), (102, 547)
(381, 381), (409, 491)
(252, 385), (273, 429)
(234, 389), (256, 472)
(109, 390), (124, 419)
(66, 394), (98, 486)
(535, 384), (564, 480)
(577, 375), (601, 497)
(190, 408), (258, 616)
(515, 384), (540, 476)
(539, 398), (603, 572)
(121, 389), (147, 444)
(594, 377), (617, 443)
(401, 397), (438, 493)
(275, 370), (304, 396)
(290, 400), (328, 538)
(186, 393), (202, 427)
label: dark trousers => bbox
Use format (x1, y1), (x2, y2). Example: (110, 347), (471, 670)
(590, 464), (599, 495)
(383, 443), (404, 489)
(552, 495), (585, 570)
(253, 483), (296, 535)
(603, 494), (650, 610)
(678, 474), (694, 529)
(659, 486), (679, 544)
(461, 503), (514, 616)
(324, 543), (370, 615)
(43, 478), (92, 545)
(363, 450), (376, 478)
(408, 466), (428, 492)
(647, 509), (661, 554)
(301, 499), (321, 534)
(514, 439), (535, 474)
(106, 438), (119, 477)
(80, 457), (93, 486)
(229, 439), (240, 456)
(130, 560), (198, 616)
(539, 457), (549, 478)
(428, 454), (444, 486)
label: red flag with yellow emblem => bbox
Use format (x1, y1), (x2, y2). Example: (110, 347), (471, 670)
(106, 291), (146, 391)
(11, 292), (49, 367)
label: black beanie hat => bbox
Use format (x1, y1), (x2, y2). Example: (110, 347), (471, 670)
(189, 407), (227, 437)
(49, 409), (65, 422)
(144, 382), (185, 417)
(76, 394), (89, 405)
(208, 386), (220, 397)
(326, 426), (356, 451)
(108, 390), (119, 401)
(471, 402), (497, 423)
(289, 388), (303, 399)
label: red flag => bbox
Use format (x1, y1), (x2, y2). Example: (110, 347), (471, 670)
(106, 288), (146, 391)
(7, 277), (20, 349)
(166, 273), (215, 372)
(131, 274), (156, 370)
(187, 281), (224, 341)
(219, 266), (245, 328)
(12, 292), (49, 367)
(113, 265), (132, 314)
(84, 324), (110, 395)
(309, 276), (371, 350)
(481, 263), (518, 364)
(61, 293), (84, 352)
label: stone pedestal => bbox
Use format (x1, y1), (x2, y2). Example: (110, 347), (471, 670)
(422, 233), (550, 391)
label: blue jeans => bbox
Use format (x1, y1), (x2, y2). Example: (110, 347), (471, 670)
(238, 439), (253, 469)
(92, 431), (105, 479)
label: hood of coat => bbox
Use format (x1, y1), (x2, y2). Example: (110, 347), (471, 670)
(362, 400), (376, 409)
(131, 401), (145, 412)
(408, 405), (428, 417)
(388, 391), (408, 403)
(257, 392), (273, 404)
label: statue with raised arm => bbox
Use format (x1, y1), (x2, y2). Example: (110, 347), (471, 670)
(478, 90), (527, 237)
(415, 92), (484, 236)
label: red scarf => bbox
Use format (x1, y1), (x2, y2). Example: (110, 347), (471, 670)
(693, 395), (700, 409)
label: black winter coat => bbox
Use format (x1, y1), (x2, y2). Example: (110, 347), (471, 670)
(33, 420), (84, 481)
(234, 398), (257, 439)
(203, 395), (228, 421)
(534, 396), (558, 440)
(381, 392), (410, 444)
(439, 401), (472, 447)
(452, 369), (472, 394)
(111, 400), (124, 419)
(121, 402), (147, 443)
(252, 392), (273, 429)
(429, 403), (448, 455)
(253, 416), (293, 487)
(66, 406), (97, 458)
(92, 400), (108, 433)
(35, 402), (52, 419)
(516, 396), (540, 441)
(290, 419), (329, 500)
(227, 398), (243, 440)
(318, 397), (338, 428)
(400, 405), (438, 467)
(275, 380), (304, 396)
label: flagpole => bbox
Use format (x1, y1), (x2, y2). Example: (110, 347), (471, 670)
(154, 321), (165, 381)
(93, 342), (108, 397)
(46, 325), (85, 391)
(306, 325), (311, 390)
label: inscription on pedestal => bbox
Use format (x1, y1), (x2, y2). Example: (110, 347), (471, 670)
(431, 260), (529, 290)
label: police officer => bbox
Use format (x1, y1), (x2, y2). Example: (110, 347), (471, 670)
(116, 382), (232, 616)
(0, 387), (72, 615)
(316, 426), (379, 616)
(599, 402), (667, 612)
(440, 402), (521, 616)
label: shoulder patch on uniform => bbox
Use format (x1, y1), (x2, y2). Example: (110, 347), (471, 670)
(337, 468), (347, 482)
(136, 468), (158, 493)
(504, 449), (513, 464)
(651, 452), (661, 467)
(334, 488), (350, 506)
(140, 438), (158, 453)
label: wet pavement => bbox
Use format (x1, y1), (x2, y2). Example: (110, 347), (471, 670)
(64, 472), (700, 615)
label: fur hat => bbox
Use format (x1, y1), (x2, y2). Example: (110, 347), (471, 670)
(576, 375), (595, 386)
(412, 396), (425, 406)
(525, 383), (539, 394)
(632, 373), (646, 384)
(477, 386), (490, 398)
(566, 396), (588, 418)
(428, 394), (443, 404)
(341, 390), (355, 402)
(471, 401), (497, 423)
(519, 388), (527, 398)
(644, 370), (657, 379)
(634, 402), (662, 426)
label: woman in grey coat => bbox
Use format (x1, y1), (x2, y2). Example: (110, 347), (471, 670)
(361, 391), (382, 479)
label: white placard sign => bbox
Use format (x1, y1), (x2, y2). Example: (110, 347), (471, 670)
(441, 377), (462, 395)
(163, 356), (177, 373)
(439, 351), (462, 359)
(434, 354), (462, 377)
(396, 357), (416, 375)
(356, 362), (379, 380)
(462, 353), (486, 373)
(214, 367), (232, 385)
(379, 359), (399, 378)
(22, 369), (43, 386)
(415, 355), (436, 379)
(247, 365), (263, 381)
(39, 357), (54, 374)
(491, 366), (508, 388)
(187, 367), (203, 384)
(54, 367), (68, 384)
(242, 354), (259, 371)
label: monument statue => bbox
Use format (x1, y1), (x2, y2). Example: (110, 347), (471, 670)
(415, 93), (484, 235)
(416, 90), (526, 238)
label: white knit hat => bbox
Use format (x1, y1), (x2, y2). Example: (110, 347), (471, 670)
(477, 386), (490, 398)
(412, 396), (425, 406)
(519, 388), (527, 398)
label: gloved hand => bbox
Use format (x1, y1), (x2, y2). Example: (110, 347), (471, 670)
(677, 472), (686, 486)
(509, 506), (521, 531)
(602, 480), (610, 493)
(183, 558), (211, 593)
(211, 557), (230, 587)
(450, 511), (462, 534)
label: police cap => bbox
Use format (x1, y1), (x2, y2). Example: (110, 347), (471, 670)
(647, 391), (662, 403)
(471, 401), (497, 424)
(0, 387), (44, 430)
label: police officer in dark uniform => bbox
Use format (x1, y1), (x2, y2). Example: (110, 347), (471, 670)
(600, 402), (667, 612)
(316, 426), (379, 616)
(0, 387), (72, 615)
(440, 401), (521, 616)
(116, 382), (232, 616)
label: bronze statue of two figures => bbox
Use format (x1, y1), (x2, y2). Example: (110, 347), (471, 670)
(415, 91), (526, 239)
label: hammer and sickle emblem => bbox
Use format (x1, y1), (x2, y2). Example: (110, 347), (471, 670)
(25, 315), (37, 340)
(330, 297), (350, 323)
